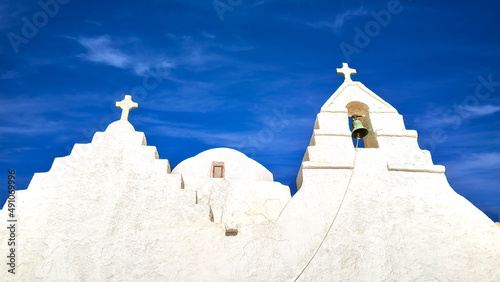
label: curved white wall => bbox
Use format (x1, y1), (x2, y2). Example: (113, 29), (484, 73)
(172, 147), (274, 181)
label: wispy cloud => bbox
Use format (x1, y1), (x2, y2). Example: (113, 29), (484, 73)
(146, 122), (306, 155)
(77, 36), (130, 68)
(444, 152), (500, 205)
(3, 147), (38, 153)
(0, 118), (72, 136)
(83, 19), (103, 26)
(75, 35), (175, 76)
(144, 80), (234, 113)
(458, 104), (500, 117)
(74, 33), (241, 75)
(0, 92), (104, 115)
(414, 103), (500, 130)
(180, 46), (220, 67)
(146, 124), (251, 147)
(448, 152), (500, 172)
(135, 109), (308, 153)
(307, 7), (368, 32)
(201, 31), (215, 39)
(0, 92), (113, 141)
(0, 70), (19, 79)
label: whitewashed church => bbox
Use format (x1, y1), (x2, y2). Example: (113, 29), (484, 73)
(2, 63), (499, 281)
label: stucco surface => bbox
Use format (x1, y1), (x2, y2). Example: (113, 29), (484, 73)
(172, 148), (274, 181)
(1, 73), (500, 281)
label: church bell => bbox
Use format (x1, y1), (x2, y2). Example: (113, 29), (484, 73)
(351, 116), (369, 139)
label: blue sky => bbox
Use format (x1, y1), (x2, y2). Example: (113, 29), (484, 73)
(1, 0), (499, 221)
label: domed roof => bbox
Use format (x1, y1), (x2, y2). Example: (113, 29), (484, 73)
(105, 120), (136, 133)
(172, 148), (273, 181)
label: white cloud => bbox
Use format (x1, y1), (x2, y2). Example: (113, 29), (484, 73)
(202, 31), (215, 39)
(0, 91), (115, 141)
(307, 7), (368, 32)
(442, 152), (500, 204)
(74, 33), (254, 77)
(146, 124), (251, 147)
(181, 47), (218, 67)
(449, 152), (500, 171)
(413, 103), (500, 131)
(74, 33), (235, 76)
(77, 36), (130, 69)
(0, 70), (19, 79)
(7, 147), (38, 153)
(75, 35), (175, 76)
(459, 104), (500, 117)
(444, 152), (500, 194)
(216, 43), (254, 52)
(132, 58), (175, 76)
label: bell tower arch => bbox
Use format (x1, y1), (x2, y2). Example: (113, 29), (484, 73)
(346, 101), (378, 148)
(296, 63), (445, 190)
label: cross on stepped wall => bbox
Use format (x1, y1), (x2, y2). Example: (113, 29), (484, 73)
(116, 95), (138, 121)
(336, 62), (357, 82)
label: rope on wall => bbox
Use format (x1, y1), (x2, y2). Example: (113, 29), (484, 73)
(293, 138), (361, 281)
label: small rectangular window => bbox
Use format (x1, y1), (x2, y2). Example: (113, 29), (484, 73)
(212, 165), (224, 178)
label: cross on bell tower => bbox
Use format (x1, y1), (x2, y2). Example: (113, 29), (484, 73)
(115, 95), (138, 121)
(336, 63), (357, 82)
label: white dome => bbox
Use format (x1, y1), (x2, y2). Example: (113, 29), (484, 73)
(105, 120), (135, 132)
(172, 148), (273, 181)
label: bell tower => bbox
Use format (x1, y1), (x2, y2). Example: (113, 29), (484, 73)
(297, 63), (445, 189)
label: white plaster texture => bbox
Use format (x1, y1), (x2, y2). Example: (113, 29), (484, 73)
(1, 67), (500, 281)
(180, 175), (290, 227)
(172, 148), (290, 229)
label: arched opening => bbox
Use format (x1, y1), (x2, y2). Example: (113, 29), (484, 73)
(346, 101), (379, 148)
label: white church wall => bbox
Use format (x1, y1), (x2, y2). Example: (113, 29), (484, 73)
(314, 111), (350, 134)
(181, 175), (291, 228)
